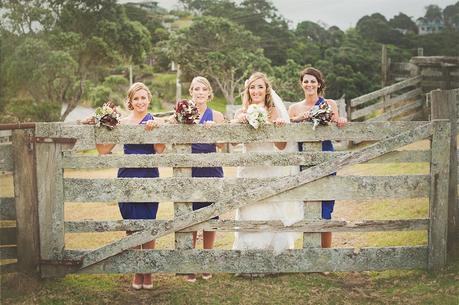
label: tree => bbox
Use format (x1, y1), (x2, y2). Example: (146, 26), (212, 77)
(166, 16), (271, 104)
(443, 2), (459, 30)
(271, 59), (303, 102)
(178, 0), (292, 66)
(424, 4), (443, 21)
(389, 13), (418, 34)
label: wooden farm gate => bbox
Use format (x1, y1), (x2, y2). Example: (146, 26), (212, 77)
(1, 90), (457, 277)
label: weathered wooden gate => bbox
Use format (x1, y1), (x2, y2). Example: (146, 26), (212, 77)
(26, 117), (448, 277)
(1, 90), (457, 277)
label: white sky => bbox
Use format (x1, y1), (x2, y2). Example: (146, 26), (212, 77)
(120, 0), (457, 30)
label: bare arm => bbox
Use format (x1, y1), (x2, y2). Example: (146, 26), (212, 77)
(269, 107), (287, 150)
(326, 99), (347, 128)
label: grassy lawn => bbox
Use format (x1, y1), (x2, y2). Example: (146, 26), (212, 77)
(1, 140), (458, 304)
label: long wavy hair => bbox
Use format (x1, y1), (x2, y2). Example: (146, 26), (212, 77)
(242, 72), (273, 111)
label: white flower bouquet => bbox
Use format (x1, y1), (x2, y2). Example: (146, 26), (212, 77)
(246, 104), (268, 129)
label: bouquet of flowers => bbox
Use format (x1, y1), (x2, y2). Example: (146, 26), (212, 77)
(174, 99), (199, 124)
(246, 104), (268, 129)
(93, 101), (122, 130)
(308, 101), (334, 130)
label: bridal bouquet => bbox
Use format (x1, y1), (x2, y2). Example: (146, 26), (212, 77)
(174, 99), (199, 124)
(308, 101), (333, 130)
(246, 104), (268, 129)
(81, 101), (122, 130)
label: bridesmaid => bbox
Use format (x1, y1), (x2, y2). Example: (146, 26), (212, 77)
(186, 76), (224, 282)
(288, 67), (346, 248)
(96, 82), (165, 290)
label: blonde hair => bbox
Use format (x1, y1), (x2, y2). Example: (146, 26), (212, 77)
(242, 72), (273, 111)
(126, 82), (152, 111)
(189, 76), (214, 101)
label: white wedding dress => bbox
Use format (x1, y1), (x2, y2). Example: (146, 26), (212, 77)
(232, 93), (304, 254)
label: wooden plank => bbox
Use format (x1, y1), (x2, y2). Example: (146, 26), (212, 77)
(368, 99), (424, 122)
(36, 122), (429, 150)
(64, 175), (430, 203)
(0, 197), (16, 221)
(0, 262), (18, 274)
(301, 142), (322, 248)
(0, 246), (17, 259)
(0, 144), (13, 171)
(410, 56), (459, 66)
(36, 141), (65, 264)
(428, 119), (451, 271)
(78, 121), (433, 269)
(172, 144), (193, 250)
(62, 149), (430, 168)
(351, 76), (422, 107)
(12, 130), (40, 275)
(63, 247), (427, 274)
(351, 88), (423, 120)
(0, 227), (17, 245)
(431, 89), (459, 258)
(65, 219), (429, 233)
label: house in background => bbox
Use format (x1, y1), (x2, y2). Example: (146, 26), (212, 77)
(416, 17), (444, 34)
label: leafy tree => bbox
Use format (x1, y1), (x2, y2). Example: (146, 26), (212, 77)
(424, 4), (443, 21)
(389, 13), (418, 34)
(271, 59), (303, 102)
(443, 2), (459, 30)
(356, 13), (403, 45)
(166, 16), (271, 104)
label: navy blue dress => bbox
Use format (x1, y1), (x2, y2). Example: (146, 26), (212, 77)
(192, 108), (224, 219)
(118, 113), (159, 220)
(298, 97), (335, 220)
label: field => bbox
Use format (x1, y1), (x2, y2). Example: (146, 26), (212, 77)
(1, 140), (458, 305)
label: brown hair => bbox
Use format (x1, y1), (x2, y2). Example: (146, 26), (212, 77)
(242, 72), (273, 111)
(126, 82), (152, 111)
(189, 76), (214, 101)
(299, 67), (326, 96)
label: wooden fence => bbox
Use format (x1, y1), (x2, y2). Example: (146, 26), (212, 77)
(0, 90), (457, 278)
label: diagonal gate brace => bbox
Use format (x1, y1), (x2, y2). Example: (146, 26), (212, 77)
(78, 121), (435, 270)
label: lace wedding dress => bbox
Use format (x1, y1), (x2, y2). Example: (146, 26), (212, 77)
(232, 91), (304, 254)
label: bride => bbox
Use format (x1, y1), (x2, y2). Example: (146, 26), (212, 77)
(232, 72), (303, 254)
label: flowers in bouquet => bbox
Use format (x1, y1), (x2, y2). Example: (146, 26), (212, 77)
(174, 99), (199, 124)
(308, 101), (334, 130)
(246, 104), (268, 129)
(94, 101), (121, 130)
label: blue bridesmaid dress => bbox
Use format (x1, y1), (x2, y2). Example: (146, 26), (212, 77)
(298, 97), (335, 219)
(118, 113), (159, 220)
(191, 108), (224, 218)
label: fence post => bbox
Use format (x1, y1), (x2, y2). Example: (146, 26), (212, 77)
(35, 133), (65, 277)
(172, 144), (193, 251)
(430, 89), (458, 260)
(302, 142), (322, 248)
(12, 129), (40, 276)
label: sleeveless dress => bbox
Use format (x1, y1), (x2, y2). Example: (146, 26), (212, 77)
(232, 106), (303, 254)
(298, 97), (335, 219)
(118, 113), (159, 220)
(191, 108), (224, 219)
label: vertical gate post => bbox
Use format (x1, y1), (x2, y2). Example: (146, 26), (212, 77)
(35, 131), (65, 277)
(12, 129), (40, 276)
(428, 118), (451, 271)
(430, 89), (458, 260)
(302, 142), (322, 248)
(172, 144), (193, 250)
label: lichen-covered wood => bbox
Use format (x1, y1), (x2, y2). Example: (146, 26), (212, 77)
(35, 122), (429, 151)
(0, 197), (16, 221)
(368, 99), (424, 122)
(0, 143), (13, 171)
(63, 175), (430, 202)
(12, 130), (40, 275)
(0, 245), (17, 259)
(62, 246), (428, 274)
(62, 150), (430, 168)
(428, 119), (451, 271)
(36, 141), (65, 264)
(65, 219), (429, 233)
(78, 122), (433, 269)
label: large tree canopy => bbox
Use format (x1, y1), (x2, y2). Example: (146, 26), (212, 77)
(166, 16), (270, 104)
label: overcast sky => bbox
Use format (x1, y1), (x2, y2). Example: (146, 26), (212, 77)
(120, 0), (456, 29)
